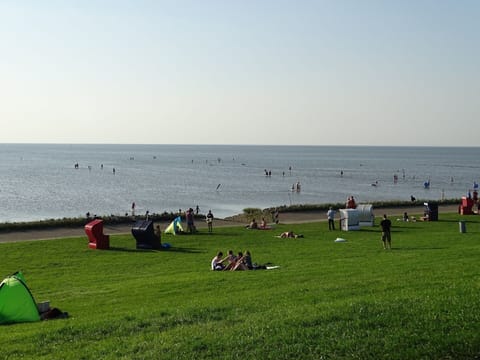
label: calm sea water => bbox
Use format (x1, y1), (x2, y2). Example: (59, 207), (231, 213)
(0, 144), (479, 222)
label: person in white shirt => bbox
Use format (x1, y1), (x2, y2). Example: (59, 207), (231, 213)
(211, 251), (227, 271)
(327, 207), (336, 230)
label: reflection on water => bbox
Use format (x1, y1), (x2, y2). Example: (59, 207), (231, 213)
(0, 144), (478, 222)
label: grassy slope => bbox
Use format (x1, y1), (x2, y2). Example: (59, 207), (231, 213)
(0, 213), (479, 360)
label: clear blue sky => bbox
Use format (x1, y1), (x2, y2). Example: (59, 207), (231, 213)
(1, 1), (479, 146)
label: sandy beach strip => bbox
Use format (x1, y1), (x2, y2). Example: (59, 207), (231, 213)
(0, 204), (460, 243)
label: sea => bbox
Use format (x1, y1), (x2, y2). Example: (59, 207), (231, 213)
(1, 144), (479, 223)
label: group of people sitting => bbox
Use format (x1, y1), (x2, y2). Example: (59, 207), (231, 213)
(346, 196), (357, 209)
(402, 212), (417, 222)
(211, 250), (266, 271)
(246, 217), (271, 230)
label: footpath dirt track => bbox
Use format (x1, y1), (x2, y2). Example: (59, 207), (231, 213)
(0, 205), (460, 243)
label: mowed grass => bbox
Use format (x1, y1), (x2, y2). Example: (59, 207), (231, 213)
(1, 213), (479, 360)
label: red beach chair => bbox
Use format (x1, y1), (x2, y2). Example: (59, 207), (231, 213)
(85, 219), (110, 250)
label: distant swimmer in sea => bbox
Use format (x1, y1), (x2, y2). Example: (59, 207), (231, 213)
(371, 181), (378, 187)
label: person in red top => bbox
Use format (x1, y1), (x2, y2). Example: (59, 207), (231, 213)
(346, 196), (357, 209)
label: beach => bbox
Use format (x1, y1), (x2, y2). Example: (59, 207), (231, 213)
(0, 204), (460, 243)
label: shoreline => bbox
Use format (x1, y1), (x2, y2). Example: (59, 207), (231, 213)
(0, 204), (461, 243)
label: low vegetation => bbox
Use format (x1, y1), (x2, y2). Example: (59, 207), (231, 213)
(0, 212), (181, 233)
(233, 198), (460, 223)
(0, 199), (461, 233)
(263, 198), (460, 214)
(1, 209), (479, 359)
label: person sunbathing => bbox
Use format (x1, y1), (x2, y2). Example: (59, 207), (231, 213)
(279, 231), (303, 238)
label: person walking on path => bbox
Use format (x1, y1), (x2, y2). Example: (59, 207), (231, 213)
(275, 209), (280, 224)
(327, 207), (336, 230)
(380, 214), (392, 249)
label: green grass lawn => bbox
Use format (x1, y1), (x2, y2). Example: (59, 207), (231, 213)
(1, 213), (479, 359)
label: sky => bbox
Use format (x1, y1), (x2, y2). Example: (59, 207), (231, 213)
(1, 0), (479, 146)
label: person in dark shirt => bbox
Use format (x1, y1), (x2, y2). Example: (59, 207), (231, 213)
(206, 210), (214, 233)
(380, 214), (392, 249)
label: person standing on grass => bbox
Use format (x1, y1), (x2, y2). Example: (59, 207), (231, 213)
(274, 209), (279, 224)
(186, 208), (195, 233)
(206, 210), (214, 233)
(327, 207), (336, 230)
(154, 225), (162, 244)
(380, 214), (392, 249)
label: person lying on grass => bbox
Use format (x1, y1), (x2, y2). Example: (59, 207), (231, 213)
(279, 231), (304, 238)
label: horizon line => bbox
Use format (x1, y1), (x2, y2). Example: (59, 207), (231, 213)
(0, 142), (479, 149)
